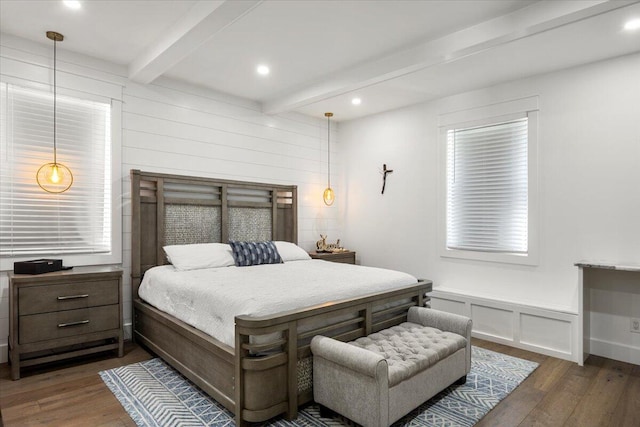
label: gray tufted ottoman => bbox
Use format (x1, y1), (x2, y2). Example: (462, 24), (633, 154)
(311, 307), (472, 427)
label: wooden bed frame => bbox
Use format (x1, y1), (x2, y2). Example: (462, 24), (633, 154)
(130, 170), (432, 426)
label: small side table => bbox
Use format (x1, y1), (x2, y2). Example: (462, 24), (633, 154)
(309, 251), (356, 264)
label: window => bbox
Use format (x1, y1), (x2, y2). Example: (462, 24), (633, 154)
(447, 118), (528, 253)
(0, 83), (113, 260)
(439, 98), (538, 265)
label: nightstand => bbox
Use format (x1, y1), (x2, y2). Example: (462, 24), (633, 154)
(309, 250), (356, 264)
(8, 265), (123, 380)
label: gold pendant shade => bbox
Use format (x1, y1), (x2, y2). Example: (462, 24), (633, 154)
(37, 162), (73, 193)
(323, 187), (335, 206)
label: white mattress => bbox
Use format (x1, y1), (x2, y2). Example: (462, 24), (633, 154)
(138, 259), (418, 347)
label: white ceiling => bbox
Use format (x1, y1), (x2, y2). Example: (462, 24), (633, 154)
(1, 0), (639, 121)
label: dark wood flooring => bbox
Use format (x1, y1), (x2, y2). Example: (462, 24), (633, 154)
(1, 339), (638, 426)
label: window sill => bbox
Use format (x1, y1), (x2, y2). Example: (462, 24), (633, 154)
(440, 247), (538, 266)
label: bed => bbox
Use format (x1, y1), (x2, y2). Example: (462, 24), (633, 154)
(130, 170), (432, 426)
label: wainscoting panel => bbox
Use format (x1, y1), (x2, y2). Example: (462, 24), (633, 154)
(471, 305), (514, 340)
(431, 289), (578, 362)
(520, 313), (572, 354)
(429, 297), (466, 316)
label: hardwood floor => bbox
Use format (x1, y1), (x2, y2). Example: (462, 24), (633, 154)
(473, 340), (640, 427)
(0, 343), (151, 427)
(1, 339), (638, 426)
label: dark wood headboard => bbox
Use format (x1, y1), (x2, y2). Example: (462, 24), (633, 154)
(130, 169), (298, 296)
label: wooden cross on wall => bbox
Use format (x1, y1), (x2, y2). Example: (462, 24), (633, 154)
(381, 164), (394, 194)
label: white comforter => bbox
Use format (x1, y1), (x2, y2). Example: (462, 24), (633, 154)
(138, 260), (417, 347)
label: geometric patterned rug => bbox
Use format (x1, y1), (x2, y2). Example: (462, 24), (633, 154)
(100, 346), (538, 427)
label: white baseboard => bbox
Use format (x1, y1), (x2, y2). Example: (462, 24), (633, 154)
(590, 337), (640, 365)
(431, 289), (579, 363)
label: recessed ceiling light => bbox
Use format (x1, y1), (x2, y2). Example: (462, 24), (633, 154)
(257, 65), (270, 76)
(63, 0), (82, 10)
(351, 97), (362, 105)
(624, 18), (640, 31)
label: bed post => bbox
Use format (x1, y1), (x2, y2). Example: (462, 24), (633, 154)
(130, 170), (142, 306)
(221, 184), (229, 243)
(292, 186), (298, 244)
(235, 329), (248, 427)
(286, 320), (298, 420)
(155, 178), (165, 266)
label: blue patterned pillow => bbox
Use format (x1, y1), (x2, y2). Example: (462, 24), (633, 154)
(229, 241), (282, 267)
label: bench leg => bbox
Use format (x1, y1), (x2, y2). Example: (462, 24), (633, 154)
(455, 375), (467, 385)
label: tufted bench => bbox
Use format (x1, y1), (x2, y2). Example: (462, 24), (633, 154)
(311, 307), (472, 427)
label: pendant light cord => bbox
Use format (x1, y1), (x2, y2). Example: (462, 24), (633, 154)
(53, 36), (57, 164)
(327, 115), (331, 188)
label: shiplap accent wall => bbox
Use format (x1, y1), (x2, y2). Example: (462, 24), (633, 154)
(0, 33), (343, 362)
(119, 78), (342, 338)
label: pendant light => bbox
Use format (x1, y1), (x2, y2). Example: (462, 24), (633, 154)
(322, 112), (335, 206)
(37, 31), (73, 193)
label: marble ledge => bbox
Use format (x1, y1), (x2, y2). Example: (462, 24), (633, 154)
(575, 261), (640, 272)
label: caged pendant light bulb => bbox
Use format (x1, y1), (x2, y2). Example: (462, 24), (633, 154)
(322, 112), (335, 206)
(37, 31), (73, 194)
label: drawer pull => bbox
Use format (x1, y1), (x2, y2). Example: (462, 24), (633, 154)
(57, 294), (89, 300)
(58, 320), (90, 328)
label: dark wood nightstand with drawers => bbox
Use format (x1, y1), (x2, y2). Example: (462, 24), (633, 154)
(8, 265), (123, 380)
(309, 250), (356, 264)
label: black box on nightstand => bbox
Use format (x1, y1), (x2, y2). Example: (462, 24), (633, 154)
(13, 259), (63, 275)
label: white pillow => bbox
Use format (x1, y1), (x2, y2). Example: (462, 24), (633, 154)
(274, 241), (311, 262)
(163, 243), (235, 271)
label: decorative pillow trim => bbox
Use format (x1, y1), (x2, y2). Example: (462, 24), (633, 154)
(229, 240), (282, 267)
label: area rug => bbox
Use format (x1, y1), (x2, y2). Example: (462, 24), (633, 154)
(100, 346), (538, 427)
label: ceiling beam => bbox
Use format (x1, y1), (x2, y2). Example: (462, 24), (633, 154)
(262, 0), (636, 115)
(129, 0), (262, 84)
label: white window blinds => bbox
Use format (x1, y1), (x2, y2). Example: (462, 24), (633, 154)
(446, 117), (528, 254)
(0, 83), (112, 256)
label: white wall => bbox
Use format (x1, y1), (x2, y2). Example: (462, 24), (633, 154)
(340, 52), (640, 361)
(341, 52), (640, 312)
(0, 34), (343, 362)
